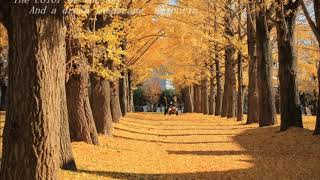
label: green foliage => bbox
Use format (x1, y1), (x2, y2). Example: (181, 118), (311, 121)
(133, 86), (147, 110)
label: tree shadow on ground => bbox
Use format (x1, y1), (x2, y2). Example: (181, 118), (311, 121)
(124, 119), (230, 127)
(127, 114), (244, 124)
(166, 150), (248, 156)
(113, 135), (232, 144)
(114, 127), (236, 137)
(80, 126), (320, 179)
(120, 122), (254, 131)
(78, 169), (257, 180)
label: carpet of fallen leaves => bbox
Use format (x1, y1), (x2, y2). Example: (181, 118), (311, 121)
(58, 113), (320, 180)
(1, 113), (320, 179)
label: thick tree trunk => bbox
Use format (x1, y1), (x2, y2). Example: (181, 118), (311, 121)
(126, 74), (130, 113)
(130, 88), (134, 112)
(194, 84), (201, 113)
(90, 75), (113, 136)
(127, 70), (133, 112)
(226, 45), (236, 118)
(215, 59), (222, 115)
(198, 85), (202, 113)
(59, 58), (76, 171)
(1, 3), (64, 179)
(209, 64), (216, 115)
(193, 85), (198, 112)
(256, 8), (276, 126)
(60, 86), (77, 171)
(221, 54), (229, 117)
(201, 78), (209, 114)
(66, 72), (99, 145)
(184, 85), (194, 113)
(0, 84), (7, 111)
(246, 1), (259, 124)
(119, 71), (128, 117)
(277, 13), (303, 131)
(110, 80), (123, 123)
(237, 53), (244, 121)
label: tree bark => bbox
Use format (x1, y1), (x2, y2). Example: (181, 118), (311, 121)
(1, 2), (64, 179)
(90, 75), (113, 136)
(226, 45), (236, 118)
(237, 53), (244, 121)
(59, 77), (77, 171)
(256, 6), (276, 126)
(184, 85), (194, 113)
(209, 64), (216, 115)
(201, 78), (209, 114)
(59, 49), (76, 170)
(215, 59), (222, 115)
(246, 0), (259, 124)
(193, 85), (198, 112)
(198, 84), (202, 113)
(130, 88), (134, 112)
(0, 84), (7, 111)
(119, 71), (128, 117)
(127, 70), (134, 112)
(110, 80), (123, 123)
(276, 9), (303, 131)
(221, 53), (229, 117)
(194, 84), (201, 113)
(66, 72), (99, 145)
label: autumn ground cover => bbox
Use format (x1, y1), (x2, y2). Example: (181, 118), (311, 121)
(1, 113), (320, 179)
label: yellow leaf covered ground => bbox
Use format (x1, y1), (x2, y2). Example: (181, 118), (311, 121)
(0, 113), (320, 179)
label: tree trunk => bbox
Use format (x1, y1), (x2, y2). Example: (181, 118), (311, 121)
(221, 53), (229, 117)
(276, 12), (302, 131)
(209, 64), (216, 115)
(110, 80), (123, 123)
(215, 59), (222, 115)
(0, 84), (7, 111)
(119, 71), (128, 117)
(201, 78), (209, 114)
(193, 85), (197, 112)
(59, 43), (77, 171)
(1, 3), (64, 179)
(226, 45), (236, 118)
(127, 70), (134, 112)
(66, 72), (99, 145)
(59, 57), (76, 171)
(237, 53), (244, 121)
(184, 85), (194, 113)
(90, 75), (113, 136)
(126, 73), (131, 113)
(130, 88), (134, 112)
(246, 0), (259, 124)
(194, 84), (201, 113)
(198, 84), (202, 113)
(256, 7), (276, 126)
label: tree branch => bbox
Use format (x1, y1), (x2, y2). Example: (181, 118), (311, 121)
(301, 0), (320, 43)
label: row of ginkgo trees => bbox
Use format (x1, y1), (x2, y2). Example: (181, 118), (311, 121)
(183, 0), (320, 135)
(0, 0), (151, 179)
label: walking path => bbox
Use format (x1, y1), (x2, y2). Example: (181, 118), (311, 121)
(59, 113), (320, 179)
